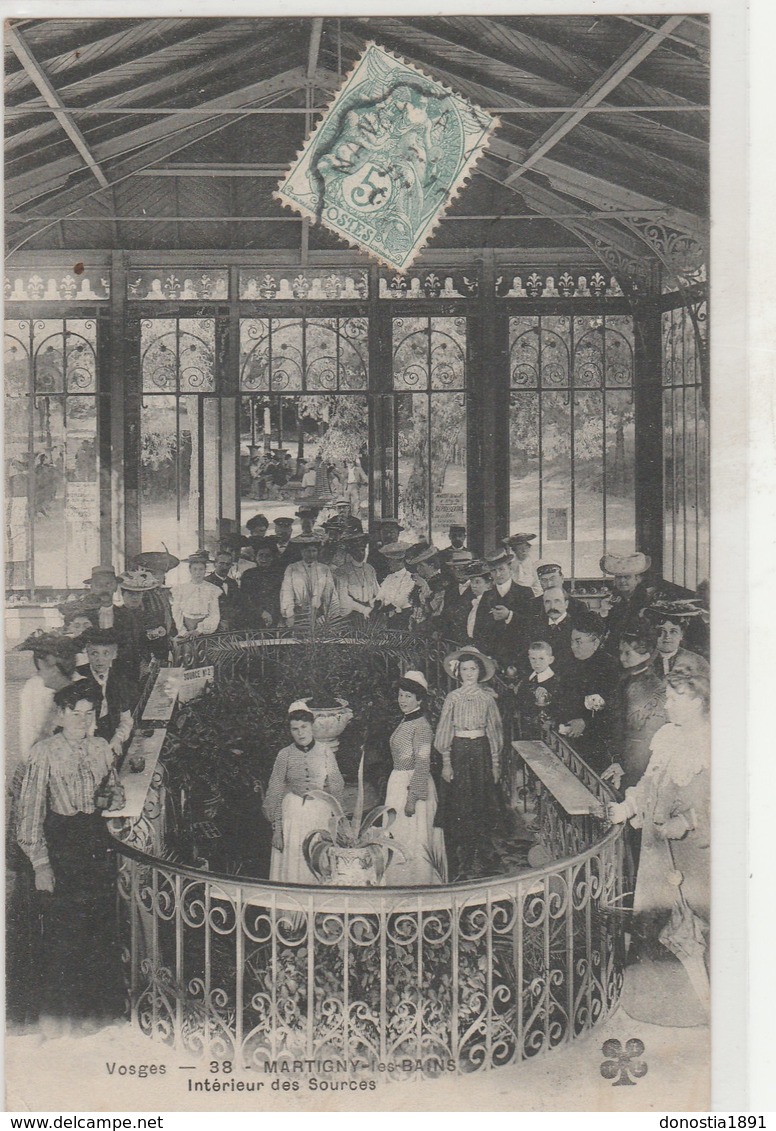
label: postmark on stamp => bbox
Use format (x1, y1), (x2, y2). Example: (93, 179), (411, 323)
(274, 42), (498, 272)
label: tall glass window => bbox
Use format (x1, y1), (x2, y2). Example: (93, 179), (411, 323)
(239, 317), (369, 529)
(139, 317), (227, 568)
(662, 302), (709, 590)
(4, 317), (101, 592)
(508, 313), (635, 577)
(392, 316), (468, 545)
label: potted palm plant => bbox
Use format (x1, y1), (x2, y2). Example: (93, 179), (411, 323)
(303, 753), (405, 885)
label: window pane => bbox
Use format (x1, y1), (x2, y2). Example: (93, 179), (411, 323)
(509, 390), (540, 549)
(573, 390), (604, 576)
(220, 398), (238, 523)
(64, 397), (99, 588)
(697, 391), (710, 585)
(397, 392), (429, 541)
(305, 319), (339, 391)
(179, 395), (199, 555)
(430, 393), (467, 545)
(141, 318), (177, 392)
(540, 315), (571, 388)
(65, 319), (97, 393)
(673, 386), (686, 587)
(239, 394), (368, 532)
(179, 318), (216, 392)
(663, 388), (676, 584)
(542, 391), (572, 576)
(5, 320), (31, 395)
(393, 316), (429, 391)
(604, 315), (634, 387)
(33, 320), (64, 393)
(573, 318), (604, 388)
(240, 318), (270, 391)
(605, 390), (636, 561)
(509, 317), (539, 388)
(203, 398), (220, 544)
(270, 319), (304, 391)
(140, 394), (180, 557)
(338, 317), (369, 390)
(32, 396), (65, 588)
(5, 395), (30, 589)
(429, 317), (466, 390)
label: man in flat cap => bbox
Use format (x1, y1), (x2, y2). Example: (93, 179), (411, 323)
(171, 551), (222, 636)
(326, 496), (363, 537)
(527, 563), (587, 627)
(76, 627), (135, 753)
(333, 533), (380, 622)
(279, 534), (340, 629)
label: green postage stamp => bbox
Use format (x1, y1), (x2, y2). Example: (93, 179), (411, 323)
(275, 42), (498, 272)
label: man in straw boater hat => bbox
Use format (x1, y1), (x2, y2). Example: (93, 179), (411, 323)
(333, 532), (380, 623)
(454, 559), (499, 655)
(279, 532), (340, 630)
(479, 545), (533, 667)
(373, 540), (416, 628)
(503, 531), (542, 596)
(170, 550), (221, 637)
(440, 548), (474, 637)
(598, 551), (654, 653)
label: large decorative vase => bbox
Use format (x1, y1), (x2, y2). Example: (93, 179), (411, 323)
(305, 841), (386, 887)
(302, 696), (353, 756)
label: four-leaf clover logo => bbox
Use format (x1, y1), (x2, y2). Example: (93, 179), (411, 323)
(600, 1037), (648, 1086)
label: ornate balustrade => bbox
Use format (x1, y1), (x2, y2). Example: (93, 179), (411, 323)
(112, 630), (624, 1079)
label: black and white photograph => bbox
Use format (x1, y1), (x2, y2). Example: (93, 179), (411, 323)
(3, 3), (744, 1113)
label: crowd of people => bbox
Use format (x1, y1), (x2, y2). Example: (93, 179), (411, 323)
(8, 503), (711, 1031)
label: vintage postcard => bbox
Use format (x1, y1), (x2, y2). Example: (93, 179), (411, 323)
(3, 0), (749, 1115)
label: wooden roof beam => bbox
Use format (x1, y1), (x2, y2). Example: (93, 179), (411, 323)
(7, 65), (308, 209)
(7, 25), (110, 190)
(505, 15), (687, 185)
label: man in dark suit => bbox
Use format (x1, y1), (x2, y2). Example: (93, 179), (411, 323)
(482, 546), (533, 667)
(440, 549), (474, 638)
(240, 539), (282, 630)
(205, 549), (241, 630)
(556, 608), (620, 774)
(530, 586), (576, 675)
(438, 524), (468, 571)
(266, 516), (300, 574)
(76, 627), (136, 753)
(526, 562), (588, 626)
(367, 518), (405, 583)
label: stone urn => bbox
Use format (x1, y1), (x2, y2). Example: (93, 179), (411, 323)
(302, 696), (353, 755)
(306, 843), (385, 887)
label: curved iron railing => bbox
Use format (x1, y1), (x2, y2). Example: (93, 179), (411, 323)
(112, 630), (625, 1079)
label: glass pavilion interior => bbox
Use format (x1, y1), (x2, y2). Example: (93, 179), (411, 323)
(5, 14), (709, 1077)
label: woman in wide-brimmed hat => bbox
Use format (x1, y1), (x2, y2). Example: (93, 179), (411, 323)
(383, 671), (447, 885)
(434, 646), (503, 878)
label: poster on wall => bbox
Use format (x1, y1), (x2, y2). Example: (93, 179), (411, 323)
(2, 1), (750, 1119)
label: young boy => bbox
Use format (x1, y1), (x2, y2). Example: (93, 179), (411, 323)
(515, 641), (561, 739)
